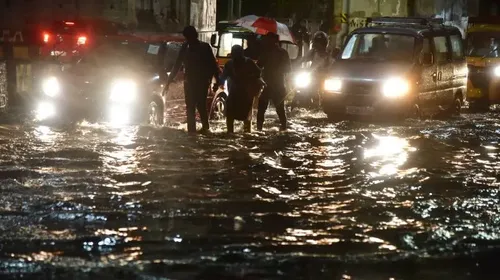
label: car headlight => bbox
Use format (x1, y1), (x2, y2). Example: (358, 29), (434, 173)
(110, 79), (137, 103)
(382, 77), (410, 98)
(42, 77), (60, 97)
(35, 101), (56, 121)
(494, 66), (500, 77)
(324, 78), (342, 92)
(294, 72), (311, 88)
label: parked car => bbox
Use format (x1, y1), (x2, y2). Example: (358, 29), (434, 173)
(322, 17), (467, 120)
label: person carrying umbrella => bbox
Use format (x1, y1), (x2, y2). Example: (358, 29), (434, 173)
(167, 26), (220, 134)
(257, 32), (291, 131)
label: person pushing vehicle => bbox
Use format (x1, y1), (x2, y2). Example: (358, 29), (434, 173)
(167, 26), (220, 134)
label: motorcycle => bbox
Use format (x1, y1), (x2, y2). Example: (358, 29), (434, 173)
(290, 67), (323, 111)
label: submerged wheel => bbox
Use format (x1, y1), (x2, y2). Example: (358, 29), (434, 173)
(211, 95), (226, 120)
(147, 98), (164, 126)
(452, 95), (462, 116)
(406, 103), (421, 120)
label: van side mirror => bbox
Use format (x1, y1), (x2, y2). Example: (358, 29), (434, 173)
(210, 34), (218, 48)
(421, 53), (433, 65)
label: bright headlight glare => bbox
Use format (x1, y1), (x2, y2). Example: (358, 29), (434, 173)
(382, 77), (409, 97)
(324, 78), (342, 92)
(294, 72), (311, 88)
(42, 77), (60, 97)
(494, 66), (500, 77)
(110, 80), (137, 103)
(35, 102), (56, 121)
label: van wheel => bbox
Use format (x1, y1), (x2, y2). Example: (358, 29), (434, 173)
(148, 97), (164, 126)
(451, 95), (462, 116)
(211, 95), (226, 120)
(408, 104), (421, 120)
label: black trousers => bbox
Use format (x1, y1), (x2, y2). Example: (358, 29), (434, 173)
(257, 86), (287, 130)
(184, 80), (210, 133)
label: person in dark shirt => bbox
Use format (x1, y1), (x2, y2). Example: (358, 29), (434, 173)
(244, 35), (260, 61)
(257, 32), (291, 131)
(168, 26), (220, 134)
(291, 19), (310, 55)
(220, 45), (263, 133)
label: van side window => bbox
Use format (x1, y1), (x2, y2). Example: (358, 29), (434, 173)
(450, 35), (464, 60)
(433, 36), (449, 63)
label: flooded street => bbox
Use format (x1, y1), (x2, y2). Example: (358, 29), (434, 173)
(1, 109), (500, 279)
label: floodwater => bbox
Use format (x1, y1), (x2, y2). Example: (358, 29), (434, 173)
(1, 109), (500, 280)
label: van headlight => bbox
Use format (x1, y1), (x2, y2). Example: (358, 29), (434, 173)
(110, 79), (137, 103)
(294, 72), (311, 88)
(494, 66), (500, 77)
(382, 77), (410, 98)
(324, 78), (342, 93)
(42, 77), (60, 97)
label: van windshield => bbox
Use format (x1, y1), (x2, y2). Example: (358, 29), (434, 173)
(341, 33), (416, 62)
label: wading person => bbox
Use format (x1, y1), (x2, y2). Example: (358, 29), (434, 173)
(257, 32), (291, 131)
(168, 26), (220, 134)
(220, 45), (264, 133)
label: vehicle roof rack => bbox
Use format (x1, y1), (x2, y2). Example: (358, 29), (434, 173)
(468, 16), (500, 25)
(366, 17), (444, 28)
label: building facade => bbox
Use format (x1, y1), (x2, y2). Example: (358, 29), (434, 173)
(332, 0), (472, 37)
(0, 0), (137, 28)
(1, 0), (217, 34)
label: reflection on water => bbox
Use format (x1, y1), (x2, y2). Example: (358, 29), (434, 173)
(364, 134), (416, 177)
(2, 112), (500, 278)
(102, 127), (141, 174)
(34, 125), (58, 143)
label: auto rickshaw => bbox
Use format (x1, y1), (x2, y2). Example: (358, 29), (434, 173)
(466, 16), (500, 111)
(209, 21), (300, 118)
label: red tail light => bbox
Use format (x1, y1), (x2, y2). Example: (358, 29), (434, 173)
(43, 32), (50, 43)
(65, 21), (75, 26)
(77, 36), (87, 45)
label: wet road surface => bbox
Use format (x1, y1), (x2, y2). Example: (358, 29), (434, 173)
(1, 109), (500, 279)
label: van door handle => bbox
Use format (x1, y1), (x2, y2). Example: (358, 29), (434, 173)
(432, 72), (437, 82)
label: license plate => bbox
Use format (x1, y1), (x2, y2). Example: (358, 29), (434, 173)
(346, 106), (374, 115)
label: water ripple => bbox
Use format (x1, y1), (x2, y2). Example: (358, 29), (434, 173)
(1, 112), (500, 278)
